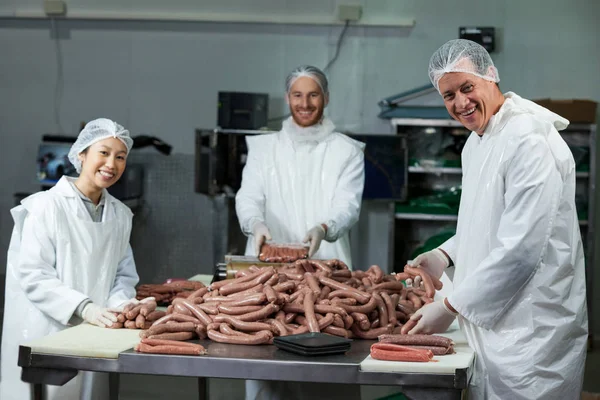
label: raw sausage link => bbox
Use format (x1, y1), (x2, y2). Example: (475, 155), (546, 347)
(217, 304), (263, 315)
(370, 347), (431, 362)
(145, 310), (167, 322)
(351, 324), (393, 339)
(236, 303), (279, 322)
(146, 322), (196, 337)
(180, 299), (213, 326)
(377, 334), (454, 348)
(147, 332), (195, 341)
(380, 292), (397, 326)
(141, 338), (206, 349)
(213, 315), (273, 332)
(303, 291), (320, 333)
(207, 329), (272, 345)
(327, 289), (371, 304)
(135, 342), (205, 356)
(336, 296), (377, 314)
(323, 325), (352, 338)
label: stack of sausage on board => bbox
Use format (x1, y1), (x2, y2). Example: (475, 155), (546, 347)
(135, 280), (206, 305)
(135, 259), (443, 348)
(370, 334), (455, 362)
(109, 297), (166, 329)
(258, 243), (309, 263)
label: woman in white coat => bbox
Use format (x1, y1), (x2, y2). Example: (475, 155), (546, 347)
(0, 118), (140, 400)
(236, 66), (365, 400)
(404, 40), (588, 399)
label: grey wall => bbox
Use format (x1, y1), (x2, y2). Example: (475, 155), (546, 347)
(0, 0), (599, 332)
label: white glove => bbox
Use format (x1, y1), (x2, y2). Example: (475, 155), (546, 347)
(401, 298), (457, 335)
(82, 303), (118, 328)
(108, 297), (140, 313)
(408, 248), (450, 280)
(252, 221), (272, 255)
(303, 225), (326, 258)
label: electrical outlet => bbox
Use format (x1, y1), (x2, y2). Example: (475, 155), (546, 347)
(44, 0), (67, 16)
(338, 5), (362, 22)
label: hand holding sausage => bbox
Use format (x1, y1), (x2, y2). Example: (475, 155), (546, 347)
(82, 303), (118, 328)
(303, 225), (326, 258)
(252, 222), (272, 255)
(400, 299), (457, 335)
(407, 248), (450, 280)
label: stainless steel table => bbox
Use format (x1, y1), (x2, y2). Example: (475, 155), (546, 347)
(18, 339), (471, 400)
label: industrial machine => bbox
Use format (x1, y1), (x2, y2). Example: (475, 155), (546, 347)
(217, 91), (269, 130)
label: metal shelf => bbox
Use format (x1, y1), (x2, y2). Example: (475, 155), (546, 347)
(408, 166), (462, 174)
(409, 166), (589, 178)
(395, 213), (458, 221)
(391, 118), (464, 128)
(393, 119), (596, 131)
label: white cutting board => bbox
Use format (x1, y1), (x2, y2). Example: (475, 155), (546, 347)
(360, 322), (474, 374)
(360, 344), (474, 374)
(23, 324), (141, 359)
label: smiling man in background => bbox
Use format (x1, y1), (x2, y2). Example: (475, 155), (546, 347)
(236, 65), (365, 400)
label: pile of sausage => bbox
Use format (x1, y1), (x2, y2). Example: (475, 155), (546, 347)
(135, 280), (206, 305)
(134, 259), (442, 347)
(109, 297), (166, 329)
(258, 243), (309, 263)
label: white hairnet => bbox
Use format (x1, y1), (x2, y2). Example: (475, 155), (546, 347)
(285, 65), (329, 95)
(428, 39), (500, 93)
(68, 118), (133, 173)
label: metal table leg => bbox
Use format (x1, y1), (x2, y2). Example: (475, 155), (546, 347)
(198, 377), (208, 400)
(109, 372), (120, 400)
(32, 383), (44, 400)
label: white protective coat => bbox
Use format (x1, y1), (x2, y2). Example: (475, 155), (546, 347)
(0, 176), (139, 400)
(236, 117), (365, 267)
(440, 92), (588, 399)
(237, 117), (364, 400)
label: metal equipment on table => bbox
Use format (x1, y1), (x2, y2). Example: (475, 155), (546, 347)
(212, 255), (289, 282)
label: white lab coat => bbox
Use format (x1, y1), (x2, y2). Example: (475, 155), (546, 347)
(236, 117), (365, 268)
(440, 92), (587, 399)
(0, 176), (139, 400)
(237, 117), (365, 400)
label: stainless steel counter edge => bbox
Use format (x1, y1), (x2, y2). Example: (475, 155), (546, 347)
(19, 341), (470, 389)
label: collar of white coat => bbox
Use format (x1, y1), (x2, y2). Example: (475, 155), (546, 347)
(53, 176), (117, 212)
(483, 92), (570, 136)
(282, 116), (336, 144)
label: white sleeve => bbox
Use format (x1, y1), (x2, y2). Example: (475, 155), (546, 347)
(448, 133), (564, 329)
(325, 148), (365, 241)
(106, 244), (139, 308)
(17, 212), (88, 326)
(439, 235), (457, 264)
(235, 138), (266, 236)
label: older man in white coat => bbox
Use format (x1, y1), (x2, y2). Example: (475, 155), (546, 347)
(403, 39), (588, 399)
(236, 65), (365, 399)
